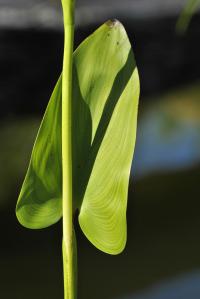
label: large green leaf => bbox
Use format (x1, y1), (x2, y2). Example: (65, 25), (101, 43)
(16, 20), (140, 254)
(75, 20), (139, 254)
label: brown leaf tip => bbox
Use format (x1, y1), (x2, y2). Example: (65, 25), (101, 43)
(106, 19), (121, 28)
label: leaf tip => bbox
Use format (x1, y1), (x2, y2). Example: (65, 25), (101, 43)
(105, 19), (121, 28)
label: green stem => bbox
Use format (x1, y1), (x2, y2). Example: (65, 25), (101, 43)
(61, 0), (76, 298)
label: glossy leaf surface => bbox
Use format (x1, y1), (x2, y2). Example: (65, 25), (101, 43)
(16, 20), (140, 254)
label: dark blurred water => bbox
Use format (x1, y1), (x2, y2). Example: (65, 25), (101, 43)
(0, 1), (200, 299)
(0, 17), (200, 118)
(123, 271), (200, 299)
(133, 91), (200, 177)
(0, 0), (200, 118)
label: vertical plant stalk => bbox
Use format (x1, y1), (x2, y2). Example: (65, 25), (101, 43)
(61, 0), (76, 298)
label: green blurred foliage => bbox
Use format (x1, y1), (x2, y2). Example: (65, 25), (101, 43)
(176, 0), (200, 33)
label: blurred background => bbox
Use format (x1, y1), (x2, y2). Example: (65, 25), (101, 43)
(0, 0), (200, 298)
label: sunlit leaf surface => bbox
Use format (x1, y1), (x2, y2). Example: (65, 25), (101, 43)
(16, 20), (140, 254)
(75, 20), (139, 254)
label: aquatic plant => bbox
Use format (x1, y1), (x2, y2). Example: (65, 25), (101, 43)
(16, 0), (140, 298)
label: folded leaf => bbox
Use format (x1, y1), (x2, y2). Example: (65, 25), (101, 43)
(75, 20), (140, 254)
(16, 20), (140, 255)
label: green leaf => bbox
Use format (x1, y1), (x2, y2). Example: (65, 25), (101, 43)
(16, 78), (62, 229)
(16, 20), (140, 254)
(75, 20), (139, 254)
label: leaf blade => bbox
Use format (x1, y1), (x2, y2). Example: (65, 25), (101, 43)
(73, 20), (140, 254)
(16, 21), (140, 256)
(16, 78), (62, 229)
